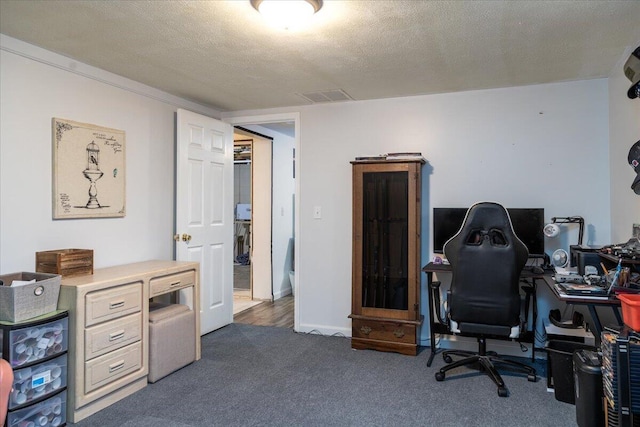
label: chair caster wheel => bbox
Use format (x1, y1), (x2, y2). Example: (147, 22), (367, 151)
(435, 371), (445, 381)
(443, 355), (452, 364)
(498, 387), (508, 397)
(527, 374), (537, 382)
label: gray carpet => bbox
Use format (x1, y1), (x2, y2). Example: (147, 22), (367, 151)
(71, 324), (576, 426)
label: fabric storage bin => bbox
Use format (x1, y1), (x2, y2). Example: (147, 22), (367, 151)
(9, 353), (67, 410)
(0, 272), (61, 322)
(6, 389), (66, 427)
(148, 302), (195, 383)
(6, 315), (68, 368)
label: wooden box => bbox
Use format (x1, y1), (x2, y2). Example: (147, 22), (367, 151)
(36, 249), (93, 278)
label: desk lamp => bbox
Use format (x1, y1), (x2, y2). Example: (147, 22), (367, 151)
(544, 216), (585, 268)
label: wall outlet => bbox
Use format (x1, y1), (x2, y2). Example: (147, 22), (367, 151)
(313, 206), (322, 219)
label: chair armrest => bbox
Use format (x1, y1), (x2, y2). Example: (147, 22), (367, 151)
(430, 281), (448, 325)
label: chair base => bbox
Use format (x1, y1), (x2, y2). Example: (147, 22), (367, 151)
(434, 337), (537, 397)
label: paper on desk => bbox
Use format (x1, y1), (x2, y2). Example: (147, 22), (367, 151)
(10, 279), (36, 287)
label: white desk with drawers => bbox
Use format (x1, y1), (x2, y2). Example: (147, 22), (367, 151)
(58, 260), (200, 423)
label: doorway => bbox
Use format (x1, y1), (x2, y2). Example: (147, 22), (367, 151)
(232, 138), (258, 313)
(228, 116), (298, 329)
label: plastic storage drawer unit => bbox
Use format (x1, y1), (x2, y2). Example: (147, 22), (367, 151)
(9, 353), (67, 410)
(6, 389), (66, 427)
(2, 313), (68, 368)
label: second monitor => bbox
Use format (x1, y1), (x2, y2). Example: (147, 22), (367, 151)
(433, 207), (545, 258)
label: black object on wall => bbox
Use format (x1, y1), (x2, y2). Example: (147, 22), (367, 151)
(629, 140), (640, 195)
(624, 46), (640, 196)
(624, 46), (640, 99)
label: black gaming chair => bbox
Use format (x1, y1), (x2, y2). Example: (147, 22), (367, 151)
(434, 202), (536, 396)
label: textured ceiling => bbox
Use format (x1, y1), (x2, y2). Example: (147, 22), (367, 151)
(1, 1), (639, 112)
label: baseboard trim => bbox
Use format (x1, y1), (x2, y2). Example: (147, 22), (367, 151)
(297, 323), (351, 338)
(273, 288), (292, 300)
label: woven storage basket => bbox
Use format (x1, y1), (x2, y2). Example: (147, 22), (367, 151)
(0, 272), (61, 322)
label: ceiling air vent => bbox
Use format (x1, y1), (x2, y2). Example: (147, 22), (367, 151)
(297, 89), (353, 104)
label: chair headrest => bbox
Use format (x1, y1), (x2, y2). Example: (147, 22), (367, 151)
(444, 201), (528, 258)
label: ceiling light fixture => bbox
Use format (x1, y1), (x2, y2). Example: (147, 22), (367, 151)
(250, 0), (323, 30)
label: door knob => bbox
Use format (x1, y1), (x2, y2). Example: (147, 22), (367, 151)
(173, 233), (192, 243)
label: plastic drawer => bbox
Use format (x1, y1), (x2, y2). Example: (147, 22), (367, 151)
(9, 353), (67, 410)
(7, 316), (68, 368)
(6, 389), (66, 427)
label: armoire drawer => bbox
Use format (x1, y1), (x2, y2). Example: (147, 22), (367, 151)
(85, 282), (142, 327)
(351, 319), (417, 345)
(149, 270), (196, 297)
(84, 341), (142, 393)
(84, 312), (142, 360)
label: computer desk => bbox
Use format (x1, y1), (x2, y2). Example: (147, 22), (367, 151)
(422, 262), (542, 367)
(541, 274), (623, 339)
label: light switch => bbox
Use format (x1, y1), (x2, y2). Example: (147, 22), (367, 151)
(313, 206), (322, 219)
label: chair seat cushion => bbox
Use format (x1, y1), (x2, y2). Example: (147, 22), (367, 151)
(451, 319), (519, 338)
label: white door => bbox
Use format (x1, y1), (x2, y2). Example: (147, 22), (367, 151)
(250, 136), (273, 300)
(176, 109), (233, 334)
(234, 129), (273, 300)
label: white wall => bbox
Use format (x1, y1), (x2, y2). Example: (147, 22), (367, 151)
(226, 79), (612, 339)
(0, 36), (220, 272)
(2, 35), (619, 344)
(608, 46), (640, 243)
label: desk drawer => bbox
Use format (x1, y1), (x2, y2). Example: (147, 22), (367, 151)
(85, 282), (142, 327)
(149, 270), (195, 297)
(85, 313), (142, 360)
(85, 342), (142, 393)
(351, 319), (417, 345)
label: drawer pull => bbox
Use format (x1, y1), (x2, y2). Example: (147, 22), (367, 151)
(170, 281), (181, 287)
(109, 301), (125, 309)
(393, 329), (405, 338)
(109, 360), (125, 373)
(360, 326), (372, 335)
(109, 330), (125, 341)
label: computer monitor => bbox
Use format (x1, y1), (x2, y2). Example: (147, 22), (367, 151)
(433, 207), (545, 257)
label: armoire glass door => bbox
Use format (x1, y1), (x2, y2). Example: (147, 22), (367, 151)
(361, 171), (409, 310)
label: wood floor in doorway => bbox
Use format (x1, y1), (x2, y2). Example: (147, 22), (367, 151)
(234, 295), (294, 328)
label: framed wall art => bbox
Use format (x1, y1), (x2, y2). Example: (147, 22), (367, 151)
(52, 118), (126, 219)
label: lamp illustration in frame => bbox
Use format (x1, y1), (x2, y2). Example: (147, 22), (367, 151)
(544, 216), (584, 268)
(83, 141), (104, 209)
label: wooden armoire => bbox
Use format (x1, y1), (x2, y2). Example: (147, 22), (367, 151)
(349, 157), (425, 355)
